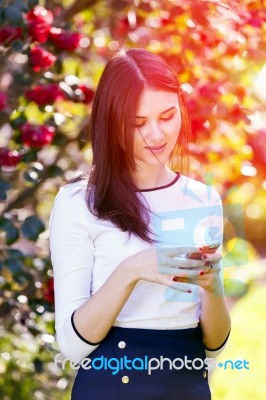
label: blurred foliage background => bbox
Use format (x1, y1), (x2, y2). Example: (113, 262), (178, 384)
(0, 0), (265, 399)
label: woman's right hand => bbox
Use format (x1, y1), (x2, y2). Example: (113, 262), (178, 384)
(123, 245), (214, 293)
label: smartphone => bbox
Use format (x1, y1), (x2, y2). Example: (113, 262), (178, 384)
(186, 241), (220, 259)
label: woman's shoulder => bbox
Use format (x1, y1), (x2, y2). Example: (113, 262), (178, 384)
(52, 178), (92, 215)
(57, 178), (88, 198)
(50, 179), (100, 233)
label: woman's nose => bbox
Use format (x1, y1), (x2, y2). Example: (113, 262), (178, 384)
(148, 120), (164, 141)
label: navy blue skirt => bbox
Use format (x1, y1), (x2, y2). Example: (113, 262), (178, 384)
(71, 326), (211, 400)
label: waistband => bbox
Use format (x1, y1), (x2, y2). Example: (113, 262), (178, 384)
(106, 325), (202, 340)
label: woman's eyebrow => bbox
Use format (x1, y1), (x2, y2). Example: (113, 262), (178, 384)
(135, 106), (177, 118)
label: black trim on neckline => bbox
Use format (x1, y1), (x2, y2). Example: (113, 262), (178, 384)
(136, 172), (180, 192)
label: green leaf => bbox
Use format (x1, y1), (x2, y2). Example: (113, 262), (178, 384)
(10, 113), (27, 129)
(33, 357), (43, 373)
(14, 0), (29, 13)
(0, 179), (11, 201)
(21, 216), (45, 241)
(5, 258), (23, 273)
(28, 0), (39, 8)
(4, 5), (24, 27)
(13, 274), (29, 284)
(0, 217), (8, 229)
(13, 71), (33, 86)
(51, 132), (68, 146)
(5, 249), (24, 273)
(0, 8), (5, 26)
(11, 40), (24, 52)
(0, 218), (19, 245)
(54, 58), (63, 75)
(20, 149), (38, 163)
(5, 223), (19, 245)
(7, 249), (24, 259)
(47, 165), (64, 177)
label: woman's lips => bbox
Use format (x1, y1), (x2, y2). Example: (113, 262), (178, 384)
(145, 143), (167, 153)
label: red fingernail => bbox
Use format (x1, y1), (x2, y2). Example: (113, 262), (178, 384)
(198, 247), (203, 252)
(172, 276), (179, 282)
(187, 290), (192, 293)
(199, 271), (204, 276)
(202, 254), (208, 260)
(204, 261), (210, 266)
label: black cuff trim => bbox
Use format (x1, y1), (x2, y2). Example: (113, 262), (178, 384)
(71, 311), (102, 346)
(204, 328), (231, 351)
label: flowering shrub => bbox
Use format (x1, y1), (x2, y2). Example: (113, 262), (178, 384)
(25, 83), (64, 105)
(0, 2), (96, 395)
(49, 27), (81, 51)
(29, 45), (56, 71)
(26, 6), (53, 43)
(20, 123), (55, 147)
(75, 84), (94, 103)
(0, 27), (22, 45)
(0, 148), (21, 167)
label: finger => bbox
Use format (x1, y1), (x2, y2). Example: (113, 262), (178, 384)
(160, 245), (202, 257)
(165, 257), (207, 269)
(201, 253), (222, 262)
(168, 282), (193, 293)
(160, 276), (193, 293)
(157, 255), (207, 269)
(160, 267), (206, 278)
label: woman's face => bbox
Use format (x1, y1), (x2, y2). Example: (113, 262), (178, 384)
(133, 88), (182, 168)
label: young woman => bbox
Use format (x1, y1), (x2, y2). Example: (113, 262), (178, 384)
(49, 48), (231, 400)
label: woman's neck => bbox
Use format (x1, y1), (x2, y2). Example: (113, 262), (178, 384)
(132, 166), (176, 190)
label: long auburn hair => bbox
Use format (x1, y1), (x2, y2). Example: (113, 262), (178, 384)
(87, 48), (191, 243)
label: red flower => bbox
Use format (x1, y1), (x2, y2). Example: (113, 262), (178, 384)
(26, 6), (53, 43)
(0, 92), (8, 111)
(0, 148), (21, 167)
(29, 45), (56, 72)
(0, 27), (22, 45)
(75, 84), (94, 104)
(26, 84), (64, 105)
(43, 277), (54, 304)
(20, 123), (55, 147)
(49, 27), (81, 51)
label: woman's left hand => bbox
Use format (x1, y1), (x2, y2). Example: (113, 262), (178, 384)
(172, 252), (223, 292)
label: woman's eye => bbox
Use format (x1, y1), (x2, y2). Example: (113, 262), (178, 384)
(135, 121), (146, 128)
(160, 114), (174, 122)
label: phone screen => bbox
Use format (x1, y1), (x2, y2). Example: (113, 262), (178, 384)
(186, 241), (220, 260)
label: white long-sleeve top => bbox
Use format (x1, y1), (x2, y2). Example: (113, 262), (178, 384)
(49, 173), (229, 363)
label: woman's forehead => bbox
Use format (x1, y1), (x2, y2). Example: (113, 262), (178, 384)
(136, 89), (179, 117)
